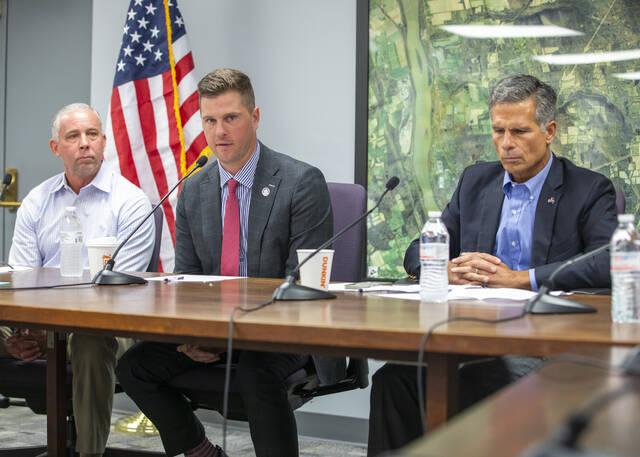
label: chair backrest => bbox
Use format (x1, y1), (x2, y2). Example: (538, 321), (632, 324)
(327, 182), (367, 283)
(615, 188), (625, 215)
(146, 210), (164, 272)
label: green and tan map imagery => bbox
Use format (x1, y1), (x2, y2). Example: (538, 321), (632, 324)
(367, 0), (640, 278)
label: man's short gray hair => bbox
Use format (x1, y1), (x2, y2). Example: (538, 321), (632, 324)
(51, 103), (102, 141)
(489, 74), (557, 129)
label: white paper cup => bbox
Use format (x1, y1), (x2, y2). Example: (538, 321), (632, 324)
(86, 237), (119, 277)
(297, 249), (334, 291)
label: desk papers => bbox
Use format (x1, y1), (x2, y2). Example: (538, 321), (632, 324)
(330, 283), (567, 303)
(147, 274), (241, 282)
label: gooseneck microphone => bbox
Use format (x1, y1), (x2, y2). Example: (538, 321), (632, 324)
(0, 173), (13, 201)
(93, 155), (209, 285)
(524, 242), (610, 314)
(518, 375), (635, 457)
(272, 176), (400, 301)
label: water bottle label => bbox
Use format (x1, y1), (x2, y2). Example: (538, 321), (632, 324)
(611, 252), (640, 271)
(420, 244), (448, 259)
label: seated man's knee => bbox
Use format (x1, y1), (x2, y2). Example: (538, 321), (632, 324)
(115, 350), (132, 385)
(237, 352), (265, 388)
(371, 364), (417, 402)
(236, 351), (288, 397)
(69, 334), (118, 365)
(114, 343), (146, 388)
(373, 364), (404, 389)
(116, 342), (182, 390)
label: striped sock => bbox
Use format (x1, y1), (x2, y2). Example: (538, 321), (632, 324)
(184, 438), (223, 457)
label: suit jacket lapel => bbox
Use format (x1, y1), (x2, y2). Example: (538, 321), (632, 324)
(532, 156), (562, 266)
(247, 147), (281, 276)
(200, 162), (223, 274)
(477, 173), (504, 253)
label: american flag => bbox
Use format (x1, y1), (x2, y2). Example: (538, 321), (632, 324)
(104, 0), (209, 272)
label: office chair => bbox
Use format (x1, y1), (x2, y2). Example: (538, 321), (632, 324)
(160, 182), (369, 421)
(327, 182), (367, 283)
(0, 210), (164, 457)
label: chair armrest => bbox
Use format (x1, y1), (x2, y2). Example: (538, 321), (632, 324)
(294, 358), (369, 399)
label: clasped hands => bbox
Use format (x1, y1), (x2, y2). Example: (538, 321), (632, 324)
(177, 344), (224, 363)
(449, 252), (530, 290)
(6, 329), (47, 362)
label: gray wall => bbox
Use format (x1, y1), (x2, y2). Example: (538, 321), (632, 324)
(90, 0), (356, 183)
(1, 0), (92, 260)
(0, 0), (371, 441)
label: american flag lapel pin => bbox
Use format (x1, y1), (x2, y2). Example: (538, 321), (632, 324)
(547, 197), (555, 204)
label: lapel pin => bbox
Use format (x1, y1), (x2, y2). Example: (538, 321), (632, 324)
(547, 197), (555, 204)
(261, 187), (270, 197)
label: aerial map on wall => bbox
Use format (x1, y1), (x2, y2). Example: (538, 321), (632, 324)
(367, 0), (640, 278)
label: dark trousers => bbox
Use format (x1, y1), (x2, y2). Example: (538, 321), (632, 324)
(116, 342), (309, 457)
(367, 356), (543, 456)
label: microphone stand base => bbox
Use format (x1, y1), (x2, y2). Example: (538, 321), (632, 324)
(526, 293), (596, 314)
(92, 269), (148, 285)
(273, 282), (336, 301)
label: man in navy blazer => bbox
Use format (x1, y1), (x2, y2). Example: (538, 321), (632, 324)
(367, 74), (618, 456)
(404, 155), (616, 291)
(117, 68), (341, 457)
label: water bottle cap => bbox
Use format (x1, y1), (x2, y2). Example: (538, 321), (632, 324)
(428, 211), (442, 218)
(618, 214), (634, 223)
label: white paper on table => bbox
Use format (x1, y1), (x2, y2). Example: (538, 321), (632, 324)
(147, 274), (241, 283)
(375, 285), (570, 303)
(329, 283), (420, 293)
(378, 292), (422, 301)
(0, 266), (32, 273)
(447, 285), (537, 301)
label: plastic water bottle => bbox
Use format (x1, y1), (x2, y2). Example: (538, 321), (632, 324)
(60, 206), (84, 277)
(611, 213), (640, 323)
(420, 211), (449, 303)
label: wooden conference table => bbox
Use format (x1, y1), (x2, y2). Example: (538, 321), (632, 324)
(398, 346), (640, 457)
(1, 268), (640, 456)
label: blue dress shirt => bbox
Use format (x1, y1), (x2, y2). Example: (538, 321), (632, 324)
(493, 154), (553, 290)
(8, 163), (155, 272)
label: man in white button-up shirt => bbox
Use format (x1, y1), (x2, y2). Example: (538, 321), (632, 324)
(0, 103), (155, 457)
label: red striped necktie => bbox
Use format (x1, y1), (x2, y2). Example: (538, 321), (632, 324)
(221, 179), (240, 276)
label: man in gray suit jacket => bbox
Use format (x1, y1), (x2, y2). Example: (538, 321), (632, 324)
(117, 68), (340, 457)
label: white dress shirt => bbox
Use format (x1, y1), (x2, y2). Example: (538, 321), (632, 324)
(9, 163), (155, 272)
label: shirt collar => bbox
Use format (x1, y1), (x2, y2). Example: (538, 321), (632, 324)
(218, 141), (261, 189)
(51, 162), (110, 195)
(502, 153), (553, 198)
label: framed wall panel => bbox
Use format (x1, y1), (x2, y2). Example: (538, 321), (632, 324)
(364, 0), (640, 278)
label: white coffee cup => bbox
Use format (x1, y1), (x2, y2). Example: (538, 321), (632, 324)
(86, 237), (119, 278)
(296, 249), (334, 291)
